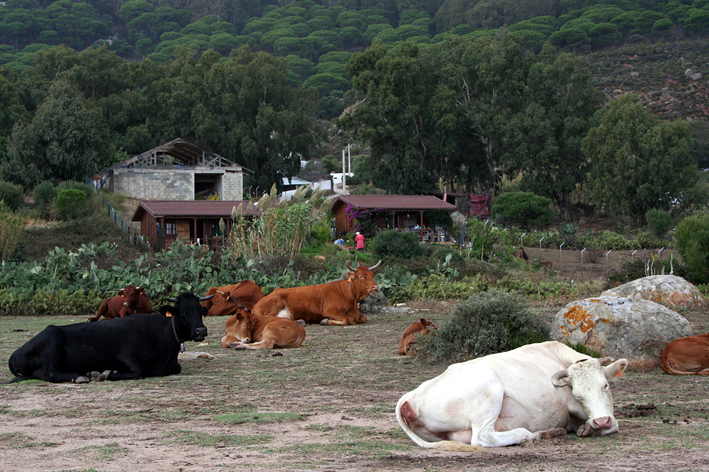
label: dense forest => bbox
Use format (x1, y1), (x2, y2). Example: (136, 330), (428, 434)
(0, 0), (707, 223)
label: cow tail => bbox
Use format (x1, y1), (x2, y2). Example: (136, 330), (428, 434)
(395, 395), (484, 452)
(4, 377), (30, 384)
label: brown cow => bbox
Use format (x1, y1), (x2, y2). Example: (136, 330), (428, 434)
(205, 280), (264, 317)
(661, 333), (709, 375)
(399, 318), (438, 355)
(202, 284), (240, 309)
(221, 311), (306, 350)
(252, 261), (381, 326)
(87, 286), (153, 322)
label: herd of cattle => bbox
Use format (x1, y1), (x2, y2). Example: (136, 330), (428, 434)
(6, 259), (709, 450)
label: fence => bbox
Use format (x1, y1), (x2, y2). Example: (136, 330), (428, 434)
(99, 193), (151, 252)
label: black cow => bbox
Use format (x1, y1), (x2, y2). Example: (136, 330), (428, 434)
(8, 292), (212, 383)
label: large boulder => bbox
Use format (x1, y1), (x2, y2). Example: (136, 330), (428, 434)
(601, 275), (704, 309)
(550, 296), (692, 361)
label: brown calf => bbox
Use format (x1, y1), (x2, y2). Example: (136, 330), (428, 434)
(398, 318), (438, 355)
(661, 333), (709, 375)
(87, 286), (153, 322)
(221, 311), (306, 350)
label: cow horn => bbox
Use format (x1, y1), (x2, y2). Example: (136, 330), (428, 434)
(199, 294), (215, 302)
(167, 297), (178, 303)
(551, 370), (570, 387)
(347, 261), (355, 271)
(598, 357), (615, 367)
(368, 260), (382, 270)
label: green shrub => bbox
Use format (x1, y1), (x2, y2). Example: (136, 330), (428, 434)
(33, 181), (57, 218)
(0, 180), (24, 211)
(646, 209), (673, 237)
(636, 231), (664, 249)
(56, 189), (89, 220)
(371, 230), (425, 260)
(674, 214), (709, 284)
(491, 191), (555, 229)
(585, 230), (639, 250)
(461, 218), (500, 254)
(57, 181), (94, 199)
(416, 290), (550, 364)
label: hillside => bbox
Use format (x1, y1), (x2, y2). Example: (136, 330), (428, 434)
(1, 0), (709, 123)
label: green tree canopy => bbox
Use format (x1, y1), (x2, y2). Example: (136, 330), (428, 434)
(507, 48), (604, 221)
(3, 78), (112, 188)
(582, 93), (702, 221)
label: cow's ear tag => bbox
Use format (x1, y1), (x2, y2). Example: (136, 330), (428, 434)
(165, 311), (173, 317)
(614, 370), (624, 378)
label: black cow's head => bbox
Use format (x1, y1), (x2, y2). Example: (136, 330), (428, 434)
(161, 292), (212, 342)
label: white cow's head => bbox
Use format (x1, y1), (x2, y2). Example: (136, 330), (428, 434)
(552, 357), (628, 435)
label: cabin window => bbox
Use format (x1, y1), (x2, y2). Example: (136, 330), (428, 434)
(165, 222), (176, 235)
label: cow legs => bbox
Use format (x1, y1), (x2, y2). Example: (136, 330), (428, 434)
(320, 312), (353, 326)
(87, 300), (109, 322)
(230, 340), (276, 350)
(469, 379), (538, 447)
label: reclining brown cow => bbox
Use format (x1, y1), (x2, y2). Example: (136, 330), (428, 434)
(204, 280), (264, 317)
(87, 286), (153, 322)
(252, 261), (381, 326)
(661, 333), (709, 375)
(221, 311), (306, 350)
(399, 318), (438, 355)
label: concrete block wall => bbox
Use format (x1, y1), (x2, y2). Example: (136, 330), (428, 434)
(114, 169), (195, 200)
(220, 171), (243, 200)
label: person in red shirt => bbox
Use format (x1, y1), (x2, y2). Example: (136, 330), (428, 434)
(355, 232), (365, 253)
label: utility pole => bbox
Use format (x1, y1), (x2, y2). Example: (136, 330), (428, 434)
(341, 148), (347, 194)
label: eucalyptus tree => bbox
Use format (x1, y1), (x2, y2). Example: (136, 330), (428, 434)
(200, 45), (321, 191)
(582, 93), (702, 221)
(507, 47), (604, 221)
(340, 40), (477, 194)
(455, 31), (532, 195)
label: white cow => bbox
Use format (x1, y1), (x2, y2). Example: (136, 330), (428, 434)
(395, 341), (628, 451)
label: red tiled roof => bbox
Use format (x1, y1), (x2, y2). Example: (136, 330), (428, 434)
(331, 195), (456, 211)
(131, 200), (259, 221)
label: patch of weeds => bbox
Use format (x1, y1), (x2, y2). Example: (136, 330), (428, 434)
(0, 432), (31, 446)
(22, 441), (59, 448)
(274, 425), (412, 458)
(212, 408), (306, 424)
(73, 443), (129, 460)
(59, 469), (103, 472)
(304, 424), (334, 432)
(276, 439), (410, 458)
(158, 408), (196, 421)
(345, 403), (393, 417)
(168, 430), (272, 448)
(95, 418), (120, 426)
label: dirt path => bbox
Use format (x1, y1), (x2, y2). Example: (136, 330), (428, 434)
(1, 302), (707, 472)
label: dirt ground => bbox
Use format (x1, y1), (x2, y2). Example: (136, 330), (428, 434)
(0, 295), (707, 472)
